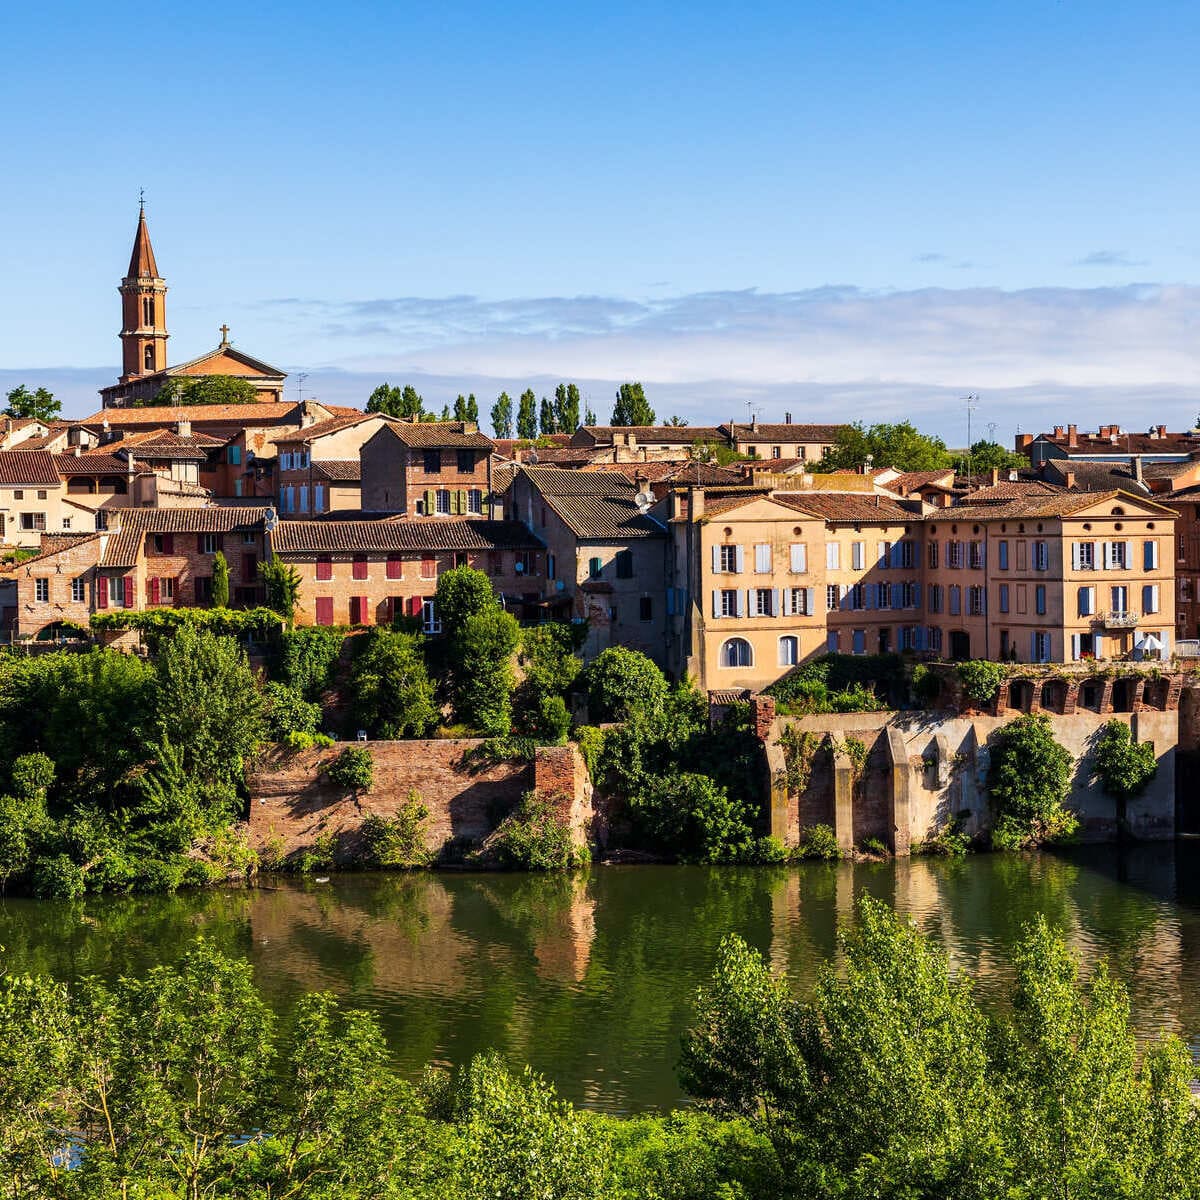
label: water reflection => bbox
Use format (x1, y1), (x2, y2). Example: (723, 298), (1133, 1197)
(1, 848), (1198, 1113)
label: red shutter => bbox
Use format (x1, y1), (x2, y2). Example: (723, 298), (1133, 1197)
(96, 574), (107, 609)
(149, 577), (160, 605)
(162, 533), (174, 554)
(315, 597), (334, 626)
(409, 595), (423, 617)
(316, 554), (332, 581)
(353, 554), (368, 581)
(122, 576), (134, 608)
(386, 554), (402, 580)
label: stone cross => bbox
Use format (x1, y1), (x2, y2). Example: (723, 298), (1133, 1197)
(219, 324), (230, 344)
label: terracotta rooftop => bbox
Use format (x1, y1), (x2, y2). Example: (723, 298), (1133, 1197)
(723, 422), (847, 442)
(1033, 430), (1200, 455)
(572, 425), (725, 446)
(950, 488), (1174, 521)
(771, 492), (918, 523)
(270, 413), (385, 445)
(523, 466), (665, 539)
(270, 518), (542, 554)
(383, 421), (493, 450)
(80, 402), (359, 428)
(311, 460), (362, 482)
(0, 450), (62, 487)
(101, 506), (271, 567)
(55, 453), (131, 476)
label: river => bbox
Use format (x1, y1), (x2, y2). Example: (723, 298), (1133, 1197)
(2, 846), (1199, 1113)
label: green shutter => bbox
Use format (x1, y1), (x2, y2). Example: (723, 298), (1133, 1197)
(424, 489), (435, 515)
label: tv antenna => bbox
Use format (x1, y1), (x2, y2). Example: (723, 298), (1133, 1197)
(987, 421), (998, 442)
(296, 371), (308, 404)
(963, 393), (979, 486)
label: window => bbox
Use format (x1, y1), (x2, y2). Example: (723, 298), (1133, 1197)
(852, 629), (866, 655)
(850, 582), (864, 610)
(851, 541), (864, 570)
(900, 541), (917, 569)
(772, 445), (782, 458)
(12, 490), (22, 500)
(34, 579), (48, 603)
(928, 584), (943, 613)
(928, 541), (939, 569)
(435, 489), (451, 515)
(639, 596), (653, 621)
(826, 543), (840, 570)
(616, 550), (634, 578)
(721, 637), (753, 668)
(421, 555), (437, 580)
(968, 586), (985, 616)
(719, 588), (739, 617)
(352, 554), (368, 581)
(1104, 541), (1128, 569)
(422, 600), (441, 634)
(36, 490), (46, 501)
(1030, 541), (1047, 571)
(468, 489), (483, 514)
(228, 445), (242, 466)
(1142, 584), (1160, 614)
(589, 556), (603, 579)
(754, 588), (774, 616)
(316, 554), (332, 581)
(143, 297), (154, 325)
(423, 449), (441, 473)
(71, 577), (85, 603)
(1078, 586), (1094, 617)
(201, 533), (221, 555)
(947, 541), (964, 568)
(61, 518), (71, 531)
(878, 582), (891, 609)
(1111, 585), (1128, 614)
(1033, 631), (1051, 662)
(717, 544), (741, 573)
(1035, 584), (1046, 614)
(20, 513), (46, 531)
(999, 583), (1009, 613)
(1074, 541), (1094, 570)
(1144, 540), (1159, 571)
(160, 577), (175, 602)
(788, 587), (812, 616)
(754, 543), (772, 573)
(900, 626), (917, 651)
(789, 543), (808, 573)
(998, 540), (1009, 570)
(242, 531), (257, 546)
(779, 636), (799, 665)
(1181, 577), (1192, 602)
(949, 585), (961, 615)
(457, 449), (475, 474)
(969, 541), (984, 569)
(878, 541), (892, 569)
(927, 626), (943, 652)
(299, 487), (309, 513)
(826, 584), (840, 612)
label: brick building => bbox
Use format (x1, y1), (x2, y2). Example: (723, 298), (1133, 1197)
(359, 420), (495, 516)
(273, 413), (394, 514)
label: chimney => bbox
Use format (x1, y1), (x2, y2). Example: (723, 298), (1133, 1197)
(785, 412), (792, 424)
(1134, 457), (1144, 486)
(1067, 424), (1078, 447)
(1053, 425), (1065, 439)
(73, 445), (81, 457)
(990, 468), (1000, 485)
(1063, 469), (1076, 489)
(1158, 424), (1167, 438)
(1016, 433), (1034, 450)
(689, 485), (705, 521)
(176, 419), (191, 439)
(750, 414), (757, 430)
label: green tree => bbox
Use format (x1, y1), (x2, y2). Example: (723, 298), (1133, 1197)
(554, 383), (581, 434)
(349, 628), (438, 738)
(450, 608), (520, 734)
(274, 627), (343, 699)
(967, 439), (1026, 472)
(633, 772), (753, 863)
(539, 396), (557, 436)
(263, 680), (322, 740)
(435, 565), (497, 640)
(611, 382), (655, 426)
(454, 393), (480, 423)
(1093, 719), (1158, 828)
(367, 382), (425, 418)
(989, 713), (1077, 848)
(148, 375), (258, 407)
(3, 384), (60, 423)
(328, 746), (374, 793)
(153, 625), (265, 816)
(258, 554), (302, 623)
(211, 550), (230, 607)
(491, 391), (514, 438)
(667, 414), (689, 426)
(817, 420), (952, 472)
(583, 402), (597, 426)
(587, 646), (668, 720)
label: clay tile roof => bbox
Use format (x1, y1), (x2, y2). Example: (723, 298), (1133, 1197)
(695, 489), (774, 518)
(270, 414), (381, 445)
(126, 208), (160, 278)
(271, 518), (542, 555)
(385, 422), (493, 449)
(100, 506), (270, 568)
(574, 425), (725, 446)
(770, 491), (917, 523)
(23, 532), (102, 565)
(951, 487), (1173, 520)
(310, 460), (362, 481)
(80, 403), (310, 428)
(55, 452), (130, 476)
(522, 465), (634, 495)
(887, 469), (957, 493)
(0, 450), (62, 487)
(955, 480), (1064, 504)
(589, 461), (743, 486)
(724, 422), (847, 442)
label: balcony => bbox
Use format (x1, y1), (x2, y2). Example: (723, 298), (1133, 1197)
(1096, 610), (1140, 629)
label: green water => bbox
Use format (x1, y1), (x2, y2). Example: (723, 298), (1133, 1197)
(2, 847), (1199, 1113)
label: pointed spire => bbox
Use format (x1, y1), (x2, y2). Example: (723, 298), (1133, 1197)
(126, 204), (160, 280)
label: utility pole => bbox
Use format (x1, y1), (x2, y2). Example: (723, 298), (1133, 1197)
(964, 393), (979, 488)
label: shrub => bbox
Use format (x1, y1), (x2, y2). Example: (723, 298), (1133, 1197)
(632, 772), (755, 863)
(989, 714), (1078, 848)
(1093, 720), (1157, 800)
(358, 793), (431, 868)
(328, 747), (374, 793)
(349, 628), (438, 738)
(916, 817), (971, 857)
(860, 836), (889, 857)
(284, 730), (335, 751)
(31, 853), (85, 900)
(10, 752), (55, 800)
(275, 627), (343, 699)
(574, 725), (605, 778)
(263, 681), (322, 741)
(799, 823), (841, 860)
(587, 647), (668, 721)
(911, 664), (941, 707)
(957, 660), (1006, 707)
(485, 793), (587, 870)
(298, 831), (336, 873)
(434, 565), (497, 639)
(449, 608), (519, 734)
(742, 835), (787, 864)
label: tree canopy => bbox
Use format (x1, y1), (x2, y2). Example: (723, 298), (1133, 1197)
(367, 383), (425, 419)
(554, 383), (581, 434)
(611, 382), (655, 426)
(491, 391), (514, 439)
(148, 376), (258, 407)
(3, 384), (60, 423)
(816, 421), (952, 472)
(516, 389), (537, 439)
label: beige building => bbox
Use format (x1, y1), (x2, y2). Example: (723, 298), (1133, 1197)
(273, 413), (395, 514)
(0, 451), (95, 547)
(722, 419), (845, 462)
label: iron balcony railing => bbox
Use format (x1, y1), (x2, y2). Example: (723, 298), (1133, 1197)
(1095, 610), (1140, 629)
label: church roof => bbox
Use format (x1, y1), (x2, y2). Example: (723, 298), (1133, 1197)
(126, 208), (160, 279)
(165, 342), (287, 381)
(81, 402), (356, 429)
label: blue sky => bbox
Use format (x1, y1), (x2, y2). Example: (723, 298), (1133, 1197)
(3, 0), (1200, 436)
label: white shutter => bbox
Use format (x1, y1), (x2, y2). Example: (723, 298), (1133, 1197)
(739, 589), (748, 617)
(1149, 540), (1159, 569)
(1150, 584), (1160, 614)
(771, 587), (780, 616)
(1071, 634), (1081, 661)
(790, 543), (807, 573)
(735, 545), (745, 573)
(1094, 634), (1104, 661)
(1103, 542), (1113, 570)
(1124, 540), (1133, 571)
(1071, 542), (1080, 571)
(712, 546), (721, 574)
(755, 543), (771, 573)
(712, 590), (721, 618)
(1092, 541), (1101, 571)
(1160, 629), (1170, 656)
(805, 587), (815, 616)
(877, 542), (888, 568)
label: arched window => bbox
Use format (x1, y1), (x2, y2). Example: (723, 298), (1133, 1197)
(721, 637), (753, 668)
(143, 344), (155, 370)
(778, 635), (798, 666)
(143, 297), (154, 326)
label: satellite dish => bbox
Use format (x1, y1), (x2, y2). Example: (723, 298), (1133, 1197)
(634, 489), (653, 513)
(515, 560), (525, 573)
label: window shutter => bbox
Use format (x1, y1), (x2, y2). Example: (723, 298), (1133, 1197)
(712, 590), (721, 618)
(150, 577), (160, 605)
(877, 542), (888, 568)
(1144, 540), (1158, 571)
(96, 575), (107, 609)
(734, 545), (745, 573)
(410, 596), (423, 617)
(162, 533), (174, 554)
(712, 546), (721, 574)
(1094, 634), (1104, 660)
(771, 587), (779, 616)
(1072, 634), (1081, 660)
(790, 543), (806, 573)
(890, 542), (902, 569)
(755, 544), (771, 573)
(1124, 540), (1133, 570)
(738, 589), (747, 617)
(1071, 542), (1080, 570)
(805, 588), (815, 616)
(122, 576), (133, 608)
(1103, 542), (1113, 569)
(424, 488), (435, 514)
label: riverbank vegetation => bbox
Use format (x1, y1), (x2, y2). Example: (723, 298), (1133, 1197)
(1, 895), (1193, 1199)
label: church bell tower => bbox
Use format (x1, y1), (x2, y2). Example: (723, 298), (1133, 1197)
(118, 200), (169, 382)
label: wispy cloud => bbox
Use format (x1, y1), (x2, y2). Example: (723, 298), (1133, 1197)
(1074, 249), (1148, 267)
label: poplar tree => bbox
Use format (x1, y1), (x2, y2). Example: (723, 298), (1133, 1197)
(516, 389), (537, 439)
(211, 552), (230, 608)
(553, 383), (581, 434)
(490, 392), (514, 439)
(611, 382), (655, 426)
(538, 396), (557, 436)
